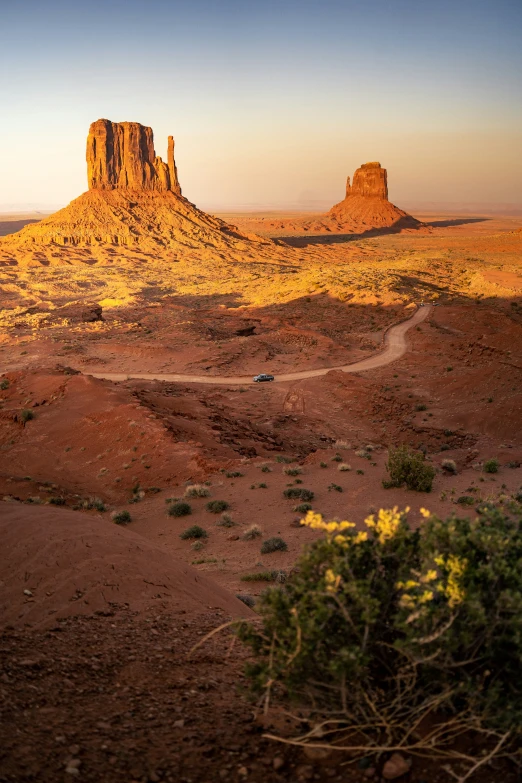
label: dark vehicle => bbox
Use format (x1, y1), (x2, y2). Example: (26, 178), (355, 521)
(253, 373), (275, 383)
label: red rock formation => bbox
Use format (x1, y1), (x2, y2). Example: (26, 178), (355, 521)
(347, 161), (388, 199)
(328, 161), (417, 230)
(86, 119), (181, 194)
(167, 135), (181, 196)
(0, 119), (261, 256)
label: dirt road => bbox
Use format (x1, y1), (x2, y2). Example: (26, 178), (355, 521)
(88, 305), (432, 385)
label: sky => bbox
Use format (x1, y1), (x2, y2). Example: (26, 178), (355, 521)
(1, 0), (521, 211)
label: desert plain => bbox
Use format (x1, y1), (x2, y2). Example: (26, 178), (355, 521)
(0, 120), (522, 783)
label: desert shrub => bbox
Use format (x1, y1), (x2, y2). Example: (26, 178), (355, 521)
(48, 496), (66, 506)
(225, 471), (243, 478)
(260, 465), (271, 473)
(168, 501), (192, 517)
(112, 510), (131, 525)
(283, 488), (314, 501)
(217, 513), (235, 528)
(507, 460), (521, 469)
(415, 403), (427, 412)
(192, 540), (204, 551)
(338, 463), (351, 472)
(76, 497), (106, 512)
(328, 483), (343, 492)
(206, 499), (229, 513)
(241, 570), (286, 582)
(184, 484), (211, 498)
(180, 525), (207, 540)
(261, 537), (288, 554)
(283, 467), (303, 476)
(384, 445), (435, 492)
(319, 461), (328, 468)
(456, 495), (475, 506)
(294, 503), (313, 513)
(331, 453), (343, 462)
(334, 440), (351, 450)
(441, 459), (457, 474)
(243, 524), (262, 540)
(484, 458), (499, 474)
(258, 482), (268, 489)
(356, 469), (365, 475)
(275, 455), (294, 464)
(238, 504), (522, 777)
(236, 593), (256, 608)
(439, 443), (450, 452)
(0, 378), (9, 390)
(20, 408), (34, 423)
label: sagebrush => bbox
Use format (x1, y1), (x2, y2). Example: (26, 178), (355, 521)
(384, 444), (435, 492)
(238, 503), (522, 780)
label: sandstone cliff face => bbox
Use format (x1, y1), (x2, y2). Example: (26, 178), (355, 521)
(86, 119), (181, 194)
(345, 162), (388, 200)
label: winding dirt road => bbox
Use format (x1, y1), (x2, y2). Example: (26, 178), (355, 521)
(88, 305), (432, 386)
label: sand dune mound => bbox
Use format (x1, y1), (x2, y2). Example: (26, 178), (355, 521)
(0, 504), (252, 628)
(0, 118), (264, 261)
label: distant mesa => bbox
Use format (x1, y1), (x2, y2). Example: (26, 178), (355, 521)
(87, 119), (181, 195)
(327, 162), (419, 231)
(0, 119), (258, 258)
(232, 161), (422, 239)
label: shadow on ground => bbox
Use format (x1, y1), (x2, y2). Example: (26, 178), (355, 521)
(277, 216), (490, 247)
(0, 219), (42, 237)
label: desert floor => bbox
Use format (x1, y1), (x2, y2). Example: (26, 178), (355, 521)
(1, 210), (521, 782)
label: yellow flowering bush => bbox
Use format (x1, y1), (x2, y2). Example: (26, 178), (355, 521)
(238, 501), (522, 771)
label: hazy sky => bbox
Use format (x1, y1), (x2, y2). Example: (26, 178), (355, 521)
(1, 0), (521, 210)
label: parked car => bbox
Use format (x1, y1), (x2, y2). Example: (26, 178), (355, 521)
(253, 373), (275, 383)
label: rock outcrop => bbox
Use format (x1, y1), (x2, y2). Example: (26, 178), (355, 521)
(328, 161), (418, 231)
(345, 161), (388, 200)
(86, 119), (181, 194)
(0, 118), (264, 259)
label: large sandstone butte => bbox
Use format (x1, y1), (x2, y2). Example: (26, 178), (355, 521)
(0, 119), (260, 260)
(87, 119), (181, 194)
(328, 161), (418, 231)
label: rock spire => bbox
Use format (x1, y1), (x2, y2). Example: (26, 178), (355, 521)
(86, 119), (181, 194)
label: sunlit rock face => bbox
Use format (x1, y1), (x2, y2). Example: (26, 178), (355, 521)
(0, 119), (260, 255)
(329, 161), (417, 229)
(86, 119), (181, 195)
(345, 162), (388, 200)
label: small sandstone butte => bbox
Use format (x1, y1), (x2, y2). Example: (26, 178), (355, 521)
(328, 161), (418, 231)
(87, 119), (181, 194)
